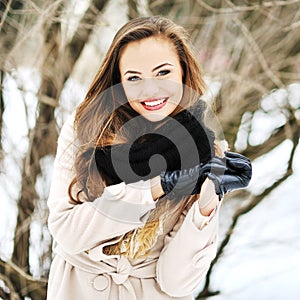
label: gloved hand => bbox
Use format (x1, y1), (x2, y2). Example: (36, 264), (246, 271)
(160, 160), (226, 198)
(207, 151), (252, 199)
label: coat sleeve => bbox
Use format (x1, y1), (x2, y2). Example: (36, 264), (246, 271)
(47, 114), (156, 255)
(156, 197), (220, 297)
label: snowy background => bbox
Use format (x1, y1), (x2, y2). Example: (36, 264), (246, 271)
(1, 71), (300, 299)
(1, 0), (300, 299)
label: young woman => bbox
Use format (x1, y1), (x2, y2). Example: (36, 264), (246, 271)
(47, 16), (251, 299)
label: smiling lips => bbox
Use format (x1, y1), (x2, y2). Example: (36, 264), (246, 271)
(141, 97), (168, 111)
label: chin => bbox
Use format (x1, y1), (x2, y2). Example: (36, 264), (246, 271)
(142, 113), (166, 122)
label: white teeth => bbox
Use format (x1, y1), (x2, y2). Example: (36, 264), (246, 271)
(143, 98), (165, 106)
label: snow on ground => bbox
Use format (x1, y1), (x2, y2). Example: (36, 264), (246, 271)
(208, 170), (300, 300)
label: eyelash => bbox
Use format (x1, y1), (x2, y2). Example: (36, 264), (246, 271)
(126, 69), (171, 82)
(157, 69), (170, 76)
(127, 76), (140, 82)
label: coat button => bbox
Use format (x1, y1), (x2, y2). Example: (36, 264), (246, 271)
(93, 275), (109, 291)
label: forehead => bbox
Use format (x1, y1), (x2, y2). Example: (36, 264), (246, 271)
(119, 36), (179, 70)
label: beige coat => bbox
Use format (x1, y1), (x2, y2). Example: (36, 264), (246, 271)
(47, 114), (221, 300)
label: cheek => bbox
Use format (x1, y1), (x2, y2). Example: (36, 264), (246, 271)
(176, 83), (183, 97)
(127, 100), (141, 114)
(122, 83), (139, 101)
(164, 80), (183, 100)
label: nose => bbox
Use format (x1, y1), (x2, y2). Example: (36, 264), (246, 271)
(141, 78), (159, 98)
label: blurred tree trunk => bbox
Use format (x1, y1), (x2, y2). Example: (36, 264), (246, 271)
(0, 70), (4, 156)
(1, 0), (109, 299)
(0, 0), (24, 156)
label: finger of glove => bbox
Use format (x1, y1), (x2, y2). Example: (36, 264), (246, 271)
(226, 156), (252, 172)
(174, 170), (200, 195)
(207, 163), (227, 176)
(208, 172), (251, 195)
(221, 165), (252, 188)
(175, 180), (198, 195)
(225, 151), (251, 163)
(161, 168), (199, 196)
(227, 168), (252, 183)
(186, 164), (204, 176)
(221, 174), (250, 191)
(160, 171), (179, 195)
(200, 159), (227, 174)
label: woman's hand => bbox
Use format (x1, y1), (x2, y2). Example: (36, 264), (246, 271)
(207, 151), (252, 199)
(159, 151), (252, 200)
(159, 162), (226, 198)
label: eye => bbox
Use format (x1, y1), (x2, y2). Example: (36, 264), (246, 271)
(127, 75), (141, 82)
(157, 69), (170, 77)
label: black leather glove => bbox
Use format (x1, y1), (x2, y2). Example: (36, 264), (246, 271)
(207, 151), (252, 199)
(160, 161), (226, 198)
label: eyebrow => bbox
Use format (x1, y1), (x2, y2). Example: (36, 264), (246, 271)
(123, 63), (174, 75)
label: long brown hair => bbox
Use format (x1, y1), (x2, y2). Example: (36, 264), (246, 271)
(69, 16), (207, 203)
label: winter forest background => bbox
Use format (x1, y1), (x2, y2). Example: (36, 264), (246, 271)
(1, 0), (300, 299)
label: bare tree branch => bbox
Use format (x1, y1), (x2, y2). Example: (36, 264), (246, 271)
(0, 0), (13, 32)
(0, 70), (4, 156)
(196, 113), (300, 299)
(0, 258), (47, 299)
(128, 0), (139, 19)
(284, 19), (300, 31)
(148, 0), (177, 16)
(242, 125), (286, 161)
(232, 16), (284, 88)
(196, 0), (300, 14)
(0, 0), (25, 154)
(0, 274), (20, 300)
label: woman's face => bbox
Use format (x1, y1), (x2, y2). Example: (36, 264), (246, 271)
(119, 36), (183, 122)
